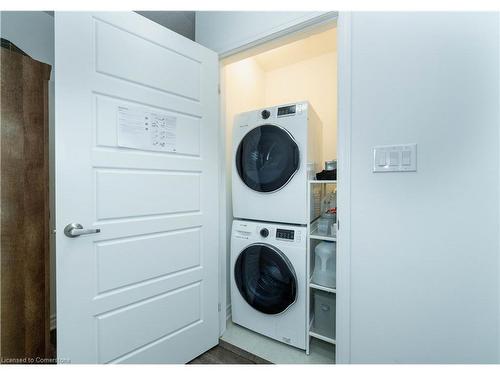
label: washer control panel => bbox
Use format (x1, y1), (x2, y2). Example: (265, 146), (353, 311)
(276, 228), (295, 241)
(233, 220), (304, 245)
(260, 228), (269, 238)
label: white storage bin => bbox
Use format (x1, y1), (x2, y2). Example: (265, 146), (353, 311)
(313, 290), (336, 339)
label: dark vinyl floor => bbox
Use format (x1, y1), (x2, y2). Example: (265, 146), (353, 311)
(51, 329), (267, 364)
(188, 345), (255, 364)
(188, 341), (271, 365)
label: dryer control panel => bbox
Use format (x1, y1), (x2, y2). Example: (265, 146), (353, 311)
(277, 105), (296, 117)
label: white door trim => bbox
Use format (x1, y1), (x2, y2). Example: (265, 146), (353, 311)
(216, 12), (351, 364)
(218, 11), (339, 61)
(218, 69), (227, 336)
(335, 11), (352, 364)
(498, 10), (500, 365)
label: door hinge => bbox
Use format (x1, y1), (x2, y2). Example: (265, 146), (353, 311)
(217, 84), (221, 95)
(218, 302), (221, 312)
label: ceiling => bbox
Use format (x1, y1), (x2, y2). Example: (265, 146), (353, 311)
(254, 28), (337, 72)
(135, 11), (195, 41)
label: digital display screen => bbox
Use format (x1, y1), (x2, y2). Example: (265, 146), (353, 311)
(276, 229), (295, 240)
(277, 105), (296, 117)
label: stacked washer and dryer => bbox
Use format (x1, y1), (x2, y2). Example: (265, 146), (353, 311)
(230, 101), (322, 350)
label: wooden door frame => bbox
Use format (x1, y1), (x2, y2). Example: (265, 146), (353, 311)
(216, 11), (352, 364)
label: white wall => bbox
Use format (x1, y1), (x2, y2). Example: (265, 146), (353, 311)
(196, 11), (328, 56)
(0, 11), (56, 327)
(135, 11), (196, 41)
(264, 52), (338, 160)
(1, 11), (54, 64)
(347, 12), (499, 363)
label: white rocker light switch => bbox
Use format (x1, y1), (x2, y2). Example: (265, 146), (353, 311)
(373, 144), (417, 172)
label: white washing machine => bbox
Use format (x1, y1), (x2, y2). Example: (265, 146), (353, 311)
(232, 101), (322, 225)
(230, 219), (307, 350)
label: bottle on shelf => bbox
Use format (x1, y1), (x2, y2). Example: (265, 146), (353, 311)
(311, 241), (336, 288)
(317, 190), (337, 237)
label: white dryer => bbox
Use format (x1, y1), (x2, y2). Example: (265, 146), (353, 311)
(232, 102), (322, 225)
(230, 219), (307, 350)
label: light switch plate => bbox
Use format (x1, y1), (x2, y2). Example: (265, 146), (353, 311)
(373, 143), (417, 172)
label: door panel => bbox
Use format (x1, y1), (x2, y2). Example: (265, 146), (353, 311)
(97, 283), (201, 363)
(95, 95), (201, 156)
(96, 227), (201, 293)
(234, 244), (297, 315)
(94, 19), (201, 100)
(55, 12), (219, 363)
(95, 170), (201, 219)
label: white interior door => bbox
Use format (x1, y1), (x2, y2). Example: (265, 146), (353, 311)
(55, 12), (220, 363)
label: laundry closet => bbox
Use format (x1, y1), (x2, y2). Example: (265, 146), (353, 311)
(220, 26), (338, 363)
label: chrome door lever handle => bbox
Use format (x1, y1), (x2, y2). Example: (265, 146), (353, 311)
(64, 223), (101, 238)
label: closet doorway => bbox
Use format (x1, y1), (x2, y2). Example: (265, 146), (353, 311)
(218, 17), (343, 364)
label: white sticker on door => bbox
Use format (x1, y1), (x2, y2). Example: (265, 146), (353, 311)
(117, 106), (177, 152)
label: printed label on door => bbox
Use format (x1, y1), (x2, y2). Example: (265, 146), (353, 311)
(117, 106), (177, 152)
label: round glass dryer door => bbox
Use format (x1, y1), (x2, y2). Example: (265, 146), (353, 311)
(236, 125), (300, 193)
(234, 244), (297, 315)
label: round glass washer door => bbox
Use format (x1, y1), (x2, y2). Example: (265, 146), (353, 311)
(234, 244), (297, 315)
(235, 125), (300, 193)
